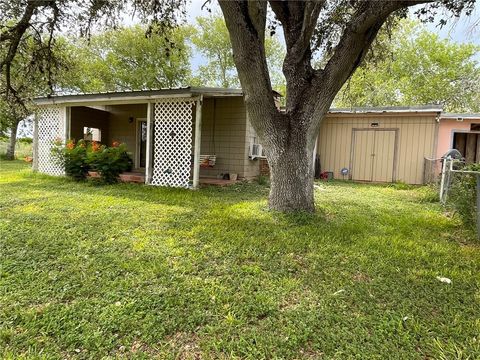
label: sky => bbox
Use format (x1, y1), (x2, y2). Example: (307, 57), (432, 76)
(424, 6), (480, 46)
(183, 0), (480, 43)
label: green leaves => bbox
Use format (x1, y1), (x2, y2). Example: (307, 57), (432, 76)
(66, 25), (194, 93)
(51, 140), (133, 183)
(191, 13), (286, 92)
(336, 19), (480, 112)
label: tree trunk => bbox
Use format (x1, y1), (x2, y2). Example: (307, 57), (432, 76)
(5, 120), (19, 160)
(267, 139), (315, 212)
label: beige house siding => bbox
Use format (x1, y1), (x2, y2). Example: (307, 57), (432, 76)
(199, 97), (255, 179)
(317, 113), (437, 184)
(107, 104), (147, 153)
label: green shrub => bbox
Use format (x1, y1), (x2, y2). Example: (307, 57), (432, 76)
(52, 139), (90, 181)
(257, 175), (269, 186)
(51, 140), (132, 183)
(88, 142), (133, 184)
(447, 163), (480, 232)
(18, 137), (33, 144)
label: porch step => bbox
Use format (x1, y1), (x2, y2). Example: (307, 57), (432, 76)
(87, 171), (145, 183)
(119, 172), (145, 183)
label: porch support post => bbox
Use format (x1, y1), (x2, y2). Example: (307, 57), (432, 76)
(145, 102), (153, 184)
(32, 111), (39, 172)
(193, 95), (203, 189)
(63, 106), (71, 141)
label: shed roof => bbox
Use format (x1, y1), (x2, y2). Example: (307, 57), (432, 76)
(328, 105), (443, 114)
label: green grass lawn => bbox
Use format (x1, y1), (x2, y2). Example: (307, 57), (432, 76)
(1, 161), (479, 359)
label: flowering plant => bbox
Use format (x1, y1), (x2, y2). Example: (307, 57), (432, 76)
(52, 139), (89, 181)
(51, 139), (133, 183)
(88, 142), (133, 184)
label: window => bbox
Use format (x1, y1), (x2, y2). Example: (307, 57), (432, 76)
(84, 127), (101, 142)
(470, 124), (480, 131)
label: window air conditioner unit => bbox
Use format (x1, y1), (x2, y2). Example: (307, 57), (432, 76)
(249, 143), (266, 160)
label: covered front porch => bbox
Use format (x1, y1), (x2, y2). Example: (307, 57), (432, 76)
(33, 88), (252, 188)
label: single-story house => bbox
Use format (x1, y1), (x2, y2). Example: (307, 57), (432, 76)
(33, 87), (273, 188)
(32, 88), (480, 186)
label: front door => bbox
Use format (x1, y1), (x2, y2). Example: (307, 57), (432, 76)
(136, 119), (147, 169)
(351, 129), (397, 182)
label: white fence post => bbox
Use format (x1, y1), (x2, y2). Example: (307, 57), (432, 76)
(193, 95), (203, 189)
(145, 102), (153, 184)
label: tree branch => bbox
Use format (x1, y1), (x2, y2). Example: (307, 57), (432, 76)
(218, 0), (281, 142)
(307, 0), (435, 133)
(269, 1), (325, 113)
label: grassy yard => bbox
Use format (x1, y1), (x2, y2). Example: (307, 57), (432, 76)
(1, 161), (479, 359)
(0, 139), (32, 160)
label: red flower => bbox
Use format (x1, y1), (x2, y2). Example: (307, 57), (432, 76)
(66, 140), (75, 150)
(91, 141), (100, 152)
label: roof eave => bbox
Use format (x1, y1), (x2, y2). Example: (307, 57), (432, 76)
(33, 87), (245, 106)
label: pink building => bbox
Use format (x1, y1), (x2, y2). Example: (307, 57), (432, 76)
(437, 113), (480, 162)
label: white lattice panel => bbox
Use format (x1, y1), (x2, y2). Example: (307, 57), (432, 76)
(151, 99), (195, 187)
(37, 106), (65, 176)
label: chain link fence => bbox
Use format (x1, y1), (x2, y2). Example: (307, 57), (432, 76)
(423, 157), (443, 185)
(439, 156), (480, 238)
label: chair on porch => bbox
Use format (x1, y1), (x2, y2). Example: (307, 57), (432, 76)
(199, 154), (217, 168)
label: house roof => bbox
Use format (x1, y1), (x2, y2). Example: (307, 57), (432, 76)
(34, 87), (284, 106)
(33, 87), (245, 106)
(33, 89), (478, 120)
(439, 113), (480, 120)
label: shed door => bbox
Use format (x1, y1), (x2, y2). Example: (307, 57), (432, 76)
(351, 129), (396, 182)
(352, 130), (375, 181)
(372, 130), (396, 182)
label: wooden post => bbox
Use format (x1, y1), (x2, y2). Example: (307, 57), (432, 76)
(63, 106), (71, 141)
(455, 133), (467, 158)
(145, 102), (153, 184)
(32, 111), (39, 172)
(465, 133), (476, 163)
(193, 96), (203, 189)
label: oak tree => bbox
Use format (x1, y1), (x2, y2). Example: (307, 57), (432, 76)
(217, 0), (476, 212)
